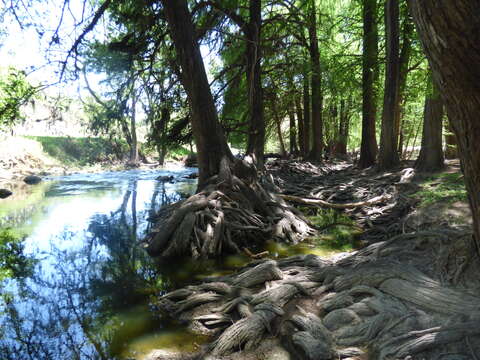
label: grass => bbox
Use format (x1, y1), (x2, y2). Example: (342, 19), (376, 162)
(26, 136), (128, 166)
(414, 172), (467, 207)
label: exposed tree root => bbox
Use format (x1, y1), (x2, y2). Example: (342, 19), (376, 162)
(279, 193), (389, 209)
(144, 157), (315, 258)
(149, 228), (480, 360)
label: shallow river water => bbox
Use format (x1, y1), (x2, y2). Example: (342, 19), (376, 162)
(0, 167), (211, 360)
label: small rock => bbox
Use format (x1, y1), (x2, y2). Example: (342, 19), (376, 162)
(0, 189), (12, 199)
(156, 175), (175, 182)
(184, 172), (198, 179)
(24, 175), (42, 185)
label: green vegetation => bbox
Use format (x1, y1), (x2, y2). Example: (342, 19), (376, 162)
(414, 172), (467, 207)
(28, 136), (128, 166)
(0, 67), (36, 130)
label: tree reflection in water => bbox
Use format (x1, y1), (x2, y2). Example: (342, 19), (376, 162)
(0, 178), (193, 360)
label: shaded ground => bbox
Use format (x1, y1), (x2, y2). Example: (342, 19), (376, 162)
(144, 159), (480, 360)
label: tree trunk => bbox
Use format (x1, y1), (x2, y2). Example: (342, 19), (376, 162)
(308, 0), (323, 161)
(157, 107), (170, 166)
(289, 110), (298, 155)
(408, 0), (480, 253)
(415, 76), (444, 172)
(272, 97), (287, 157)
(378, 0), (401, 170)
(129, 85), (139, 165)
(444, 121), (458, 159)
(337, 99), (350, 155)
(395, 11), (414, 153)
(161, 0), (233, 189)
(295, 94), (305, 156)
(359, 0), (379, 168)
(245, 0), (265, 167)
(302, 71), (311, 157)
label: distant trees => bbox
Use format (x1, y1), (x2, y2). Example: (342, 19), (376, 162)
(415, 75), (444, 172)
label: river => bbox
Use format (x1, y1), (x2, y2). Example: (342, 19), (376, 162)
(0, 167), (210, 360)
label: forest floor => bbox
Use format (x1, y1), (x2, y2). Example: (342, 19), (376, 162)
(148, 158), (480, 360)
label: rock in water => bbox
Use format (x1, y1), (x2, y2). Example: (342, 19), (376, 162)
(156, 175), (175, 182)
(24, 175), (42, 185)
(0, 189), (12, 199)
(184, 172), (198, 179)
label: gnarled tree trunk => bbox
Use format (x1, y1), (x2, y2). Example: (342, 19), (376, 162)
(409, 0), (480, 253)
(147, 0), (313, 258)
(161, 0), (233, 189)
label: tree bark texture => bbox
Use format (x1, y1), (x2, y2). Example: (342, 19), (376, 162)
(444, 121), (458, 159)
(129, 83), (139, 164)
(408, 0), (480, 253)
(289, 110), (298, 155)
(337, 99), (350, 155)
(161, 0), (233, 189)
(303, 71), (311, 157)
(359, 0), (379, 168)
(415, 76), (444, 172)
(295, 95), (305, 156)
(245, 0), (265, 167)
(395, 11), (414, 154)
(308, 0), (323, 161)
(378, 0), (401, 170)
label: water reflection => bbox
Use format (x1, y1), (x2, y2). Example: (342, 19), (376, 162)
(0, 168), (197, 359)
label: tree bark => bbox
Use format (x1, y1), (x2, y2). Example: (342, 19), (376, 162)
(295, 94), (305, 156)
(129, 82), (139, 165)
(378, 0), (401, 170)
(408, 0), (480, 253)
(289, 110), (298, 155)
(359, 0), (379, 168)
(415, 76), (444, 172)
(395, 11), (414, 154)
(161, 0), (233, 189)
(308, 0), (323, 161)
(337, 98), (350, 155)
(444, 121), (458, 159)
(303, 71), (311, 157)
(245, 0), (265, 167)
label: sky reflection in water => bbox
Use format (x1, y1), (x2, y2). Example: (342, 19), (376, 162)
(0, 168), (197, 360)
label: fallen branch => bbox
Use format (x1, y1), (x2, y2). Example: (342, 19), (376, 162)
(279, 193), (388, 209)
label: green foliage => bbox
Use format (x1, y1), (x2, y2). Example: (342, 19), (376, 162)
(414, 172), (467, 207)
(28, 136), (128, 165)
(0, 228), (35, 282)
(0, 67), (36, 130)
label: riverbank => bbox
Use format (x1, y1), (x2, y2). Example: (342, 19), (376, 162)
(0, 136), (187, 193)
(145, 159), (477, 360)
